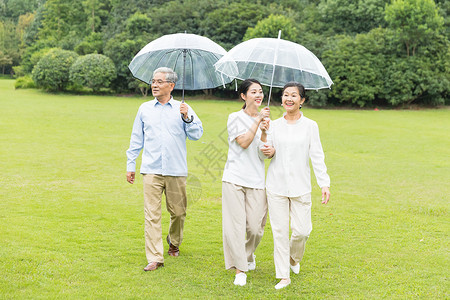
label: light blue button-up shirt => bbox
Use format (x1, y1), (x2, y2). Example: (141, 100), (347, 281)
(126, 97), (203, 176)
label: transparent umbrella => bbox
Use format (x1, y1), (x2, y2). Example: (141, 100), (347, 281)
(214, 31), (333, 105)
(129, 32), (233, 121)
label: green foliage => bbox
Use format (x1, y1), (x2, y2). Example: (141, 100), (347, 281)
(380, 54), (450, 106)
(69, 54), (116, 90)
(0, 0), (39, 21)
(125, 12), (152, 37)
(322, 29), (388, 107)
(0, 50), (13, 74)
(103, 33), (146, 92)
(321, 26), (449, 107)
(39, 0), (85, 42)
(74, 32), (103, 55)
(20, 46), (53, 74)
(3, 0), (448, 105)
(14, 75), (36, 88)
(82, 0), (110, 33)
(12, 65), (25, 77)
(32, 48), (78, 91)
(199, 1), (271, 49)
(385, 0), (445, 56)
(0, 20), (21, 70)
(244, 14), (298, 41)
(318, 0), (389, 34)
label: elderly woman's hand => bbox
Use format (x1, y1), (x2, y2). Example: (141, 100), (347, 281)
(260, 144), (275, 158)
(321, 187), (330, 204)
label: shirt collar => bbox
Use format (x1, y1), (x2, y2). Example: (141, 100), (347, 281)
(154, 97), (174, 107)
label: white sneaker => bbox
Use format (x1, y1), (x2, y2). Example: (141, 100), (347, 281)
(290, 263), (300, 274)
(275, 278), (291, 290)
(248, 254), (256, 271)
(233, 272), (247, 286)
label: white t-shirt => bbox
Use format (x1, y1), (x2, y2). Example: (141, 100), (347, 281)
(265, 113), (330, 197)
(222, 110), (266, 189)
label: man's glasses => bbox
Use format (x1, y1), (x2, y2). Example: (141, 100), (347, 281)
(151, 79), (172, 85)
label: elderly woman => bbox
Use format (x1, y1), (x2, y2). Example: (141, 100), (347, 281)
(222, 79), (270, 286)
(260, 82), (331, 289)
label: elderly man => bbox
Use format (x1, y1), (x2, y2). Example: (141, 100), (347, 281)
(126, 67), (203, 271)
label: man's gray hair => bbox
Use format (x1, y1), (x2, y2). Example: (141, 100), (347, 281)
(153, 67), (178, 83)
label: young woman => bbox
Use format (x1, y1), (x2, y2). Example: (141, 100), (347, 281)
(222, 79), (270, 286)
(260, 82), (331, 290)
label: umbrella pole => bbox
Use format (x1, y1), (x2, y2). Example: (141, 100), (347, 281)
(182, 49), (186, 103)
(267, 30), (282, 107)
(181, 49), (194, 123)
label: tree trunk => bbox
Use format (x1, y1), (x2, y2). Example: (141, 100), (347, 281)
(92, 8), (95, 32)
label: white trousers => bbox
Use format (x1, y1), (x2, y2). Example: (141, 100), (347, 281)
(222, 181), (268, 271)
(267, 190), (312, 279)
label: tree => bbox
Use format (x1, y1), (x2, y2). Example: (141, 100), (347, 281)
(32, 48), (78, 91)
(82, 0), (109, 33)
(318, 0), (389, 35)
(38, 0), (85, 44)
(0, 0), (40, 21)
(385, 0), (444, 56)
(199, 1), (272, 49)
(322, 29), (389, 107)
(74, 32), (103, 55)
(244, 14), (298, 41)
(103, 32), (146, 91)
(69, 54), (116, 90)
(0, 50), (13, 74)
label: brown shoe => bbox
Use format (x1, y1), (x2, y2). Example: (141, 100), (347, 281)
(143, 262), (164, 271)
(166, 235), (180, 257)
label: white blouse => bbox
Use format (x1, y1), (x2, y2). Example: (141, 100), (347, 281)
(265, 113), (330, 197)
(222, 110), (266, 189)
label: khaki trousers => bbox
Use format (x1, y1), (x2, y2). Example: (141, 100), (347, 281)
(222, 181), (268, 271)
(267, 190), (312, 279)
(143, 174), (187, 263)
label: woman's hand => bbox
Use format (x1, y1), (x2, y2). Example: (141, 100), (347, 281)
(260, 144), (275, 158)
(321, 187), (330, 204)
(259, 119), (270, 131)
(259, 106), (270, 119)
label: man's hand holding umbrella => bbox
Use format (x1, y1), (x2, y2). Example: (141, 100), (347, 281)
(180, 102), (189, 121)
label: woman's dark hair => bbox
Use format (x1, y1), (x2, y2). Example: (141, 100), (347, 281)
(238, 78), (262, 109)
(282, 81), (306, 100)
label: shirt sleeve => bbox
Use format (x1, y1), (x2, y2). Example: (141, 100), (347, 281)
(309, 121), (330, 188)
(126, 107), (144, 172)
(184, 105), (203, 141)
(227, 113), (247, 142)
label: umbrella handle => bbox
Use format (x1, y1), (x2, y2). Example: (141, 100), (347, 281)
(181, 114), (194, 123)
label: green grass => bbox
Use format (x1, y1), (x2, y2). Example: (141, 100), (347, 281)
(0, 79), (449, 299)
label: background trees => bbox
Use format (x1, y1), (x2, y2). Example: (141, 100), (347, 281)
(1, 0), (448, 106)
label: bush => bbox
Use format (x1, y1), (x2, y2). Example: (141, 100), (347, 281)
(32, 49), (78, 91)
(12, 66), (25, 78)
(15, 76), (36, 89)
(69, 54), (116, 91)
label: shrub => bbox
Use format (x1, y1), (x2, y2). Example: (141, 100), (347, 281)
(15, 76), (36, 89)
(32, 49), (78, 91)
(69, 54), (116, 91)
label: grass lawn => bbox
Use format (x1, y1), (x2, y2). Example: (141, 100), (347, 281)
(0, 79), (449, 299)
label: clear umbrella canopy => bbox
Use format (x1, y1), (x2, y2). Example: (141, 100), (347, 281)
(129, 33), (232, 90)
(214, 35), (333, 93)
